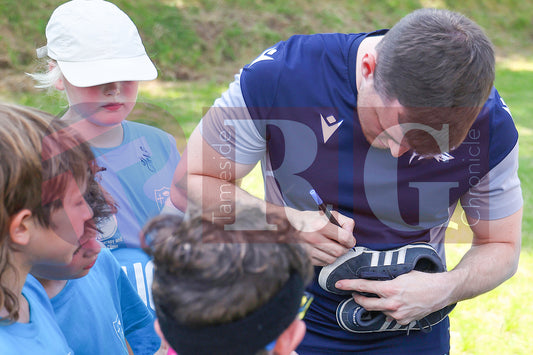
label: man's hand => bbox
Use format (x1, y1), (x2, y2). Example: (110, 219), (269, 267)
(287, 208), (356, 266)
(335, 270), (452, 325)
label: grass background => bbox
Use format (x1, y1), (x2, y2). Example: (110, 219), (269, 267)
(1, 0), (532, 353)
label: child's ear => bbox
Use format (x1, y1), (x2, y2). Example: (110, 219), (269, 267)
(273, 318), (306, 355)
(54, 76), (65, 91)
(153, 319), (171, 353)
(9, 209), (33, 246)
(49, 62), (65, 91)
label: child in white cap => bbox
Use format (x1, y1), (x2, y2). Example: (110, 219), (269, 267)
(30, 0), (181, 353)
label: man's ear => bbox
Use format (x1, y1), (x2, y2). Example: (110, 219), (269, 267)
(361, 52), (377, 79)
(9, 209), (33, 246)
(272, 318), (306, 355)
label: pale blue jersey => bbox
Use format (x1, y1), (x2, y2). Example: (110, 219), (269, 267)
(94, 120), (180, 250)
(93, 119), (181, 321)
(0, 275), (73, 355)
(50, 248), (159, 355)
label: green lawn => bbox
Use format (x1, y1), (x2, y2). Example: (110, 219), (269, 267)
(442, 61), (533, 355)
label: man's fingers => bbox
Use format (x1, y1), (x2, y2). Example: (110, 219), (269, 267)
(302, 231), (351, 255)
(335, 279), (382, 296)
(330, 211), (356, 248)
(289, 208), (355, 249)
(306, 246), (339, 266)
(289, 208), (357, 265)
(320, 227), (355, 250)
(300, 232), (352, 265)
(352, 293), (388, 311)
(333, 210), (355, 232)
(332, 225), (356, 249)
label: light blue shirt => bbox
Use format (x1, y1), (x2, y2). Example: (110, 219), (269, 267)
(50, 248), (159, 355)
(0, 275), (73, 355)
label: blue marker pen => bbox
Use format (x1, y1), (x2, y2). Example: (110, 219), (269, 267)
(309, 189), (341, 227)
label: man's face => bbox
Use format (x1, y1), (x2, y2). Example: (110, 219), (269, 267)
(357, 83), (411, 158)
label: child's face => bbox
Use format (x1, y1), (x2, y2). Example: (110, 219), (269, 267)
(67, 222), (102, 279)
(31, 220), (101, 280)
(29, 179), (94, 266)
(62, 78), (139, 127)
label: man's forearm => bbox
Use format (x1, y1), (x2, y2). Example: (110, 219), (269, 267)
(180, 172), (275, 220)
(443, 208), (522, 305)
(171, 172), (356, 265)
(445, 240), (520, 304)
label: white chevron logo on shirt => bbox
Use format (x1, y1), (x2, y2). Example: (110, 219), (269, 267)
(409, 151), (455, 164)
(321, 114), (343, 143)
(249, 48), (277, 67)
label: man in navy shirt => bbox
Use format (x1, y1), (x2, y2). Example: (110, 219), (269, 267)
(171, 8), (522, 354)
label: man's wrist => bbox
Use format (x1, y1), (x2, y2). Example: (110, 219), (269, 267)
(437, 268), (467, 307)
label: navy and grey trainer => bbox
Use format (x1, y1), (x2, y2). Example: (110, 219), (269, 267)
(336, 297), (456, 333)
(318, 243), (445, 296)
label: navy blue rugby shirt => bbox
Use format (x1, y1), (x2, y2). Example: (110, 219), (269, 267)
(201, 31), (522, 354)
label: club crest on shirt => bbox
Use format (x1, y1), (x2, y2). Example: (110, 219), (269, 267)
(154, 187), (171, 211)
(112, 314), (128, 353)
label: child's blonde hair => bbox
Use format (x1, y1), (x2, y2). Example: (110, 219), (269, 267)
(27, 60), (62, 89)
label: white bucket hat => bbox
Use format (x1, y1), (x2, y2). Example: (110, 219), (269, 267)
(37, 0), (158, 87)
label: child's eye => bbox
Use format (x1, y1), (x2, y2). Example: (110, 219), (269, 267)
(75, 198), (87, 207)
(73, 245), (82, 255)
